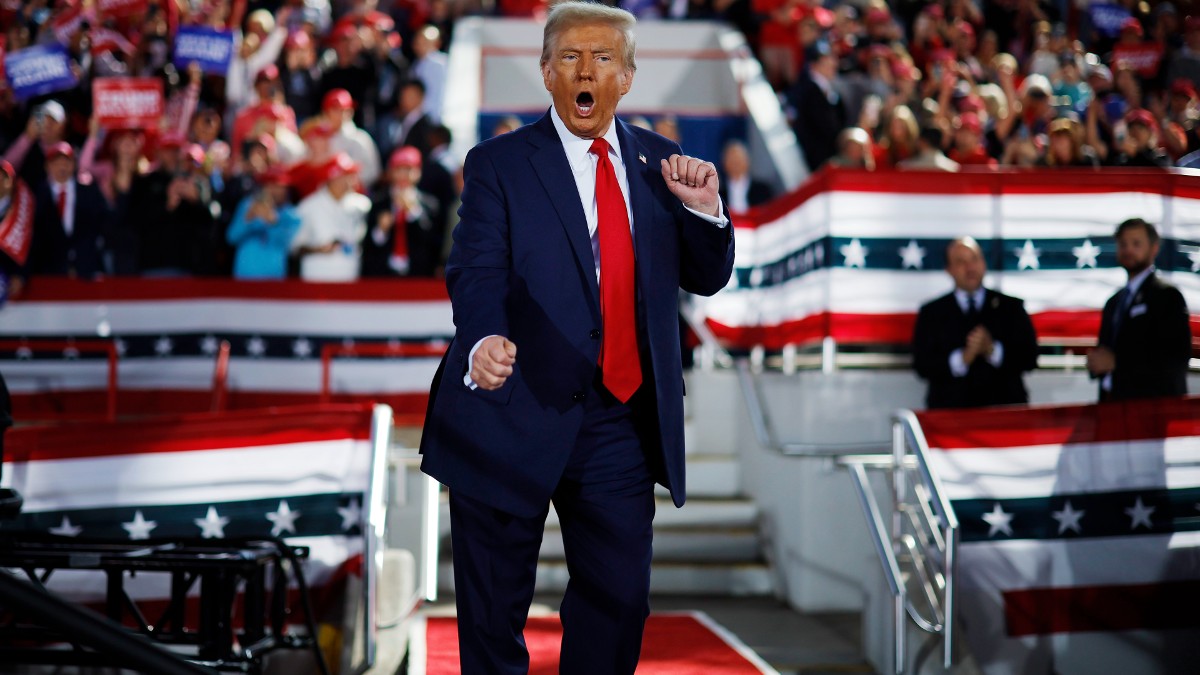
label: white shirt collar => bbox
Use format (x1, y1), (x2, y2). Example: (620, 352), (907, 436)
(549, 106), (624, 170)
(954, 286), (986, 313)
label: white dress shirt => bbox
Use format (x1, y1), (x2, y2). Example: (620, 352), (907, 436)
(52, 180), (77, 237)
(464, 109), (728, 388)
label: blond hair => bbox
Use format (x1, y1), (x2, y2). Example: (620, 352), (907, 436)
(541, 1), (638, 71)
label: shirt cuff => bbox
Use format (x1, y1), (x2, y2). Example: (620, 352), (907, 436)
(684, 199), (729, 228)
(462, 335), (499, 390)
(949, 349), (968, 378)
(987, 341), (1004, 368)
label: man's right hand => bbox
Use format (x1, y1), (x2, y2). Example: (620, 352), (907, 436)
(1087, 346), (1116, 376)
(471, 336), (517, 390)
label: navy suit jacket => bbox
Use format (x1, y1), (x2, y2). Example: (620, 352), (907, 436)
(1096, 273), (1191, 401)
(420, 111), (735, 518)
(31, 180), (109, 279)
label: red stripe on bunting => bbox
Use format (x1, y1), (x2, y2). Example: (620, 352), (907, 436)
(16, 278), (450, 302)
(1004, 580), (1200, 636)
(732, 167), (1200, 229)
(6, 402), (380, 461)
(916, 396), (1200, 450)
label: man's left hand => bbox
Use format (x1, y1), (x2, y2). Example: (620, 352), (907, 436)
(661, 154), (720, 217)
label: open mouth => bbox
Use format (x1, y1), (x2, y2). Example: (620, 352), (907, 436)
(575, 91), (594, 116)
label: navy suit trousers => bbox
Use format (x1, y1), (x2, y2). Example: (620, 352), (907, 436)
(449, 379), (656, 674)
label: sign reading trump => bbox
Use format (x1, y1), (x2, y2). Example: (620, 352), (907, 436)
(4, 44), (78, 102)
(93, 78), (164, 130)
(172, 26), (234, 75)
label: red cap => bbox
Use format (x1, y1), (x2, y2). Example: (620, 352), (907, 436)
(182, 143), (206, 166)
(957, 112), (982, 134)
(865, 7), (890, 25)
(285, 30), (312, 50)
(1125, 107), (1157, 130)
(1171, 78), (1198, 100)
(261, 165), (291, 185)
(158, 132), (187, 150)
(248, 133), (277, 155)
(1119, 17), (1143, 36)
(960, 94), (985, 113)
(956, 20), (975, 38)
(330, 22), (358, 42)
(46, 141), (75, 161)
(389, 146), (422, 169)
(255, 63), (280, 84)
(0, 160), (14, 179)
(365, 10), (394, 31)
(924, 4), (944, 19)
(252, 102), (290, 123)
(323, 89), (355, 112)
(323, 153), (359, 182)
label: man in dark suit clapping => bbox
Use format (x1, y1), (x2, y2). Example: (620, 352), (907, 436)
(912, 237), (1039, 409)
(30, 143), (109, 279)
(1087, 218), (1191, 401)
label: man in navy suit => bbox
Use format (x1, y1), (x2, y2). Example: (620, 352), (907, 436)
(1087, 218), (1191, 401)
(912, 237), (1039, 409)
(419, 2), (735, 672)
(30, 142), (109, 279)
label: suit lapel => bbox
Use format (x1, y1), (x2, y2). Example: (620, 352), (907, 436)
(616, 120), (655, 290)
(526, 112), (600, 306)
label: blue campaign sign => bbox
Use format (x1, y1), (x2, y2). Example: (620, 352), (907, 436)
(4, 44), (78, 102)
(173, 26), (234, 75)
(1089, 4), (1131, 37)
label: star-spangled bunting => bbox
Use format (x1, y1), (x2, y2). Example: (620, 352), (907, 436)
(898, 240), (926, 270)
(1072, 239), (1101, 268)
(982, 503), (1014, 537)
(293, 337), (313, 358)
(154, 336), (174, 356)
(122, 510), (157, 540)
(49, 515), (83, 537)
(1014, 240), (1041, 270)
(246, 336), (267, 358)
(1125, 496), (1155, 530)
(1051, 501), (1085, 534)
(195, 506), (229, 538)
(266, 500), (301, 536)
(337, 499), (362, 531)
(840, 238), (868, 268)
(200, 334), (220, 355)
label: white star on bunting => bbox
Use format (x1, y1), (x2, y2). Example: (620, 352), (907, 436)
(49, 515), (83, 537)
(293, 337), (313, 358)
(114, 338), (127, 357)
(1051, 501), (1085, 534)
(1014, 240), (1041, 270)
(195, 506), (230, 538)
(840, 239), (868, 268)
(1072, 239), (1101, 268)
(266, 500), (301, 536)
(246, 336), (267, 358)
(1125, 496), (1155, 530)
(982, 503), (1014, 537)
(337, 499), (363, 531)
(154, 336), (174, 356)
(200, 334), (220, 356)
(898, 240), (926, 270)
(122, 510), (158, 540)
(1188, 249), (1200, 273)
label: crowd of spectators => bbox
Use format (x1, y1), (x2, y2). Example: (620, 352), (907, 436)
(0, 0), (1197, 289)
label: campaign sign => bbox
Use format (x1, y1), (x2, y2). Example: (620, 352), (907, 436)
(93, 77), (164, 129)
(173, 26), (234, 76)
(97, 0), (149, 18)
(4, 44), (78, 102)
(1111, 43), (1164, 79)
(1089, 4), (1132, 37)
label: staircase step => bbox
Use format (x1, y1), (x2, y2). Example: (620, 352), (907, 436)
(539, 528), (762, 563)
(437, 561), (776, 596)
(544, 497), (759, 530)
(655, 455), (741, 499)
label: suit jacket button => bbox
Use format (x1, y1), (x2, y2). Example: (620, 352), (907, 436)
(589, 329), (601, 339)
(572, 391), (586, 402)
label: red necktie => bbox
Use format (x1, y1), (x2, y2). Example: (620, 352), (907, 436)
(390, 204), (409, 272)
(56, 187), (66, 222)
(590, 138), (641, 403)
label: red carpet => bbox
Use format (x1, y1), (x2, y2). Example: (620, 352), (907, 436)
(417, 611), (777, 674)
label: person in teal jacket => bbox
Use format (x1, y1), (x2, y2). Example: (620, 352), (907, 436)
(226, 167), (300, 279)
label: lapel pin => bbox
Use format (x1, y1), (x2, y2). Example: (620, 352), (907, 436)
(638, 153), (647, 164)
